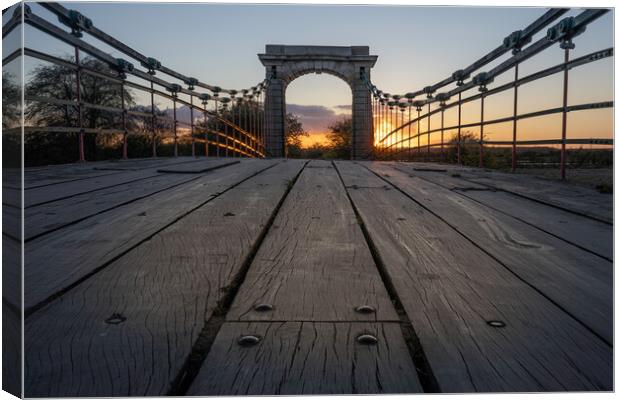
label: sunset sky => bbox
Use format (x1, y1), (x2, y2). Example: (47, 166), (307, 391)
(6, 2), (613, 147)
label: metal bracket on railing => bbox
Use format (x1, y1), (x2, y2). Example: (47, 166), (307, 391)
(184, 77), (199, 90)
(503, 30), (532, 54)
(452, 69), (470, 86)
(199, 93), (211, 106)
(547, 16), (585, 50)
(413, 100), (425, 112)
(436, 93), (451, 107)
(166, 83), (182, 97)
(58, 9), (92, 38)
(423, 86), (435, 99)
(140, 57), (161, 75)
(114, 58), (134, 79)
(473, 72), (493, 92)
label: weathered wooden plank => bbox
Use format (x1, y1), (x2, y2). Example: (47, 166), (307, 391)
(460, 189), (613, 258)
(5, 157), (202, 193)
(335, 161), (612, 392)
(457, 168), (612, 223)
(91, 157), (203, 171)
(227, 160), (398, 322)
(387, 162), (612, 223)
(23, 158), (230, 207)
(157, 160), (239, 173)
(369, 162), (612, 342)
(24, 159), (278, 311)
(24, 160), (305, 397)
(188, 322), (423, 395)
(24, 159), (240, 240)
(396, 165), (612, 259)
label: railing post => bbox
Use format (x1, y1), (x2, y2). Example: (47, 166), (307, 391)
(214, 96), (220, 157)
(121, 80), (127, 159)
(190, 95), (195, 157)
(457, 92), (462, 165)
(75, 46), (85, 162)
(203, 106), (209, 157)
(225, 104), (230, 157)
(427, 102), (431, 162)
(440, 107), (445, 162)
(560, 46), (570, 180)
(379, 100), (383, 160)
(173, 97), (178, 157)
(151, 80), (157, 158)
(407, 103), (412, 162)
(479, 94), (485, 168)
(417, 108), (421, 160)
(401, 106), (405, 160)
(390, 104), (395, 160)
(511, 63), (519, 172)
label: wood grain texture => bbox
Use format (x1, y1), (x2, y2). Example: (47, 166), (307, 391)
(227, 160), (398, 322)
(457, 168), (611, 223)
(386, 162), (612, 223)
(24, 160), (305, 397)
(25, 159), (239, 240)
(397, 165), (612, 260)
(335, 161), (612, 392)
(23, 158), (225, 208)
(24, 160), (277, 310)
(157, 160), (239, 173)
(188, 322), (423, 395)
(367, 162), (612, 342)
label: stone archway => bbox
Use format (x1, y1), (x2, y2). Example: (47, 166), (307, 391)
(258, 45), (378, 159)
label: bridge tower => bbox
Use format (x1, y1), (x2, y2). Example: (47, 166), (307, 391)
(259, 45), (378, 159)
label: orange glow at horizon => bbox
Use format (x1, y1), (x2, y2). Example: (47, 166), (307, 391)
(301, 132), (330, 148)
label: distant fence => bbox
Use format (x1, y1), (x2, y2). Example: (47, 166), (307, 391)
(3, 2), (267, 164)
(362, 8), (613, 178)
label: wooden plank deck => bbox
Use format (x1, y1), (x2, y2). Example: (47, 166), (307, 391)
(16, 158), (613, 396)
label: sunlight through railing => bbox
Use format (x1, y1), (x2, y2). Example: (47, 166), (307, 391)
(3, 2), (268, 164)
(361, 8), (612, 179)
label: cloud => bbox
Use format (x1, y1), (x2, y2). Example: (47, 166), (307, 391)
(334, 104), (352, 111)
(286, 103), (350, 133)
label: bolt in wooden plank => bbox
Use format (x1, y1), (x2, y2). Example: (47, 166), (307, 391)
(24, 160), (305, 397)
(24, 160), (276, 310)
(227, 159), (398, 322)
(335, 161), (611, 392)
(369, 162), (612, 342)
(188, 322), (423, 395)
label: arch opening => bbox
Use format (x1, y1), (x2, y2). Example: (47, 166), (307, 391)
(285, 73), (352, 158)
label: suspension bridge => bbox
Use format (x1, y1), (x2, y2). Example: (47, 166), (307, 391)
(2, 3), (614, 396)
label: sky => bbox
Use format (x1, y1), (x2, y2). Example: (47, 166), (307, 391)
(5, 2), (614, 147)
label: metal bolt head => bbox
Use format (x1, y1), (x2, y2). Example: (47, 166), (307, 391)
(355, 305), (376, 314)
(253, 303), (274, 312)
(487, 320), (506, 328)
(356, 334), (378, 345)
(238, 335), (261, 346)
(105, 313), (126, 325)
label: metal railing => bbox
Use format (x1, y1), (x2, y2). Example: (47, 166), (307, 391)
(3, 2), (268, 163)
(362, 8), (613, 179)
